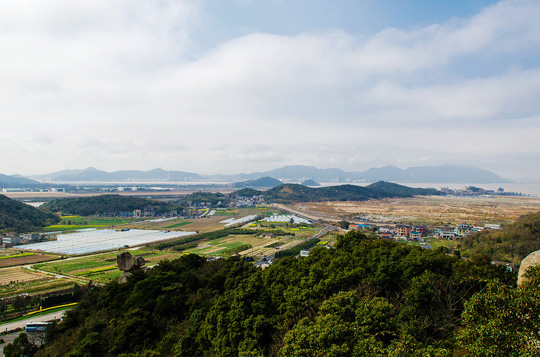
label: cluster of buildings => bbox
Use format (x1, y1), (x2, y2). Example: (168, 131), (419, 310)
(351, 222), (501, 240)
(0, 233), (40, 247)
(100, 206), (178, 219)
(1, 187), (65, 193)
(441, 186), (528, 197)
(228, 195), (265, 208)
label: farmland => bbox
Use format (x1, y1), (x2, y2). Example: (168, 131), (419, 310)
(16, 229), (197, 255)
(0, 252), (59, 268)
(43, 215), (144, 232)
(0, 267), (48, 286)
(0, 277), (75, 299)
(0, 205), (326, 315)
(32, 248), (192, 283)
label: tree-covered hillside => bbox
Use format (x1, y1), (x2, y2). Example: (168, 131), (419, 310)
(0, 195), (59, 232)
(41, 194), (183, 216)
(460, 211), (540, 265)
(31, 231), (517, 356)
(263, 181), (442, 203)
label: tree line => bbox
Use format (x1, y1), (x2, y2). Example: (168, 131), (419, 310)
(15, 230), (530, 356)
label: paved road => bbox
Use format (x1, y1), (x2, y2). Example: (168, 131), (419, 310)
(0, 310), (72, 355)
(0, 331), (22, 356)
(0, 310), (65, 333)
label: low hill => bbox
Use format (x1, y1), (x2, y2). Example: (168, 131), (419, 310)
(365, 181), (441, 197)
(301, 179), (320, 187)
(460, 211), (540, 265)
(0, 195), (60, 232)
(232, 176), (283, 188)
(41, 194), (183, 216)
(263, 181), (442, 203)
(232, 188), (262, 197)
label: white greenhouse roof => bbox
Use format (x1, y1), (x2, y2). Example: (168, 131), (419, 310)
(14, 229), (196, 255)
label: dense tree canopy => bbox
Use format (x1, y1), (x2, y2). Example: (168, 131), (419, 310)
(0, 195), (60, 232)
(41, 194), (183, 216)
(461, 211), (540, 265)
(29, 231), (519, 356)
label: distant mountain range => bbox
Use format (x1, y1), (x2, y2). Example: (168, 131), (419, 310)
(29, 167), (202, 183)
(0, 173), (40, 188)
(24, 164), (510, 184)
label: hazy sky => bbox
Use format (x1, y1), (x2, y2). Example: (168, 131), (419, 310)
(2, 0), (539, 180)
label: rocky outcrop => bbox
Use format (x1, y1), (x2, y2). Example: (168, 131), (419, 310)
(117, 252), (146, 284)
(517, 250), (540, 285)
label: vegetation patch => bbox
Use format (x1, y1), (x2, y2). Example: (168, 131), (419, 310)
(274, 238), (321, 259)
(0, 253), (35, 260)
(164, 221), (192, 229)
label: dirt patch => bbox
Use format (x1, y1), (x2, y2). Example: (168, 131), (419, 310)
(0, 254), (59, 268)
(291, 196), (540, 226)
(0, 267), (48, 286)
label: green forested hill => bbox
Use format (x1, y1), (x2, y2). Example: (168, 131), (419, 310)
(461, 211), (540, 265)
(41, 194), (183, 216)
(32, 231), (517, 356)
(262, 181), (442, 203)
(0, 195), (59, 232)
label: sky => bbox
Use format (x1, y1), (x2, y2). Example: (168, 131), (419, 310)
(1, 0), (539, 180)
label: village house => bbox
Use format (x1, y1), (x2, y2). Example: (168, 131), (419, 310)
(396, 225), (411, 238)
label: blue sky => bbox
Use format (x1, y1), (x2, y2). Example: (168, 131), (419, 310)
(199, 0), (497, 39)
(0, 0), (539, 181)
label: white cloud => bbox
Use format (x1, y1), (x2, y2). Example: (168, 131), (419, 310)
(0, 0), (539, 178)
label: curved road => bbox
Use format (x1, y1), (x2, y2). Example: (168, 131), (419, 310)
(0, 310), (66, 333)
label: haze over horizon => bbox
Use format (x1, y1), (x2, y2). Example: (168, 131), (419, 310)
(2, 0), (539, 180)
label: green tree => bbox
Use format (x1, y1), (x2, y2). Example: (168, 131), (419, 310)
(278, 291), (396, 356)
(457, 266), (540, 356)
(4, 333), (38, 357)
(335, 230), (369, 251)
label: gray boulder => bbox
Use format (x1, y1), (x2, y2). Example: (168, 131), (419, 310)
(117, 252), (146, 272)
(517, 250), (540, 285)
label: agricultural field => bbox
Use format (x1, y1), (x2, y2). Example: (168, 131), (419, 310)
(0, 278), (75, 299)
(43, 215), (144, 232)
(185, 234), (292, 258)
(129, 207), (282, 233)
(182, 224), (326, 258)
(33, 248), (190, 284)
(0, 251), (59, 268)
(129, 215), (226, 233)
(0, 267), (48, 286)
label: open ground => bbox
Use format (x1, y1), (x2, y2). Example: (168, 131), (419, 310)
(0, 267), (49, 286)
(291, 196), (540, 226)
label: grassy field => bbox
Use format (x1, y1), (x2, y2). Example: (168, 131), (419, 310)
(164, 221), (193, 228)
(33, 248), (190, 283)
(44, 216), (144, 232)
(408, 236), (459, 251)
